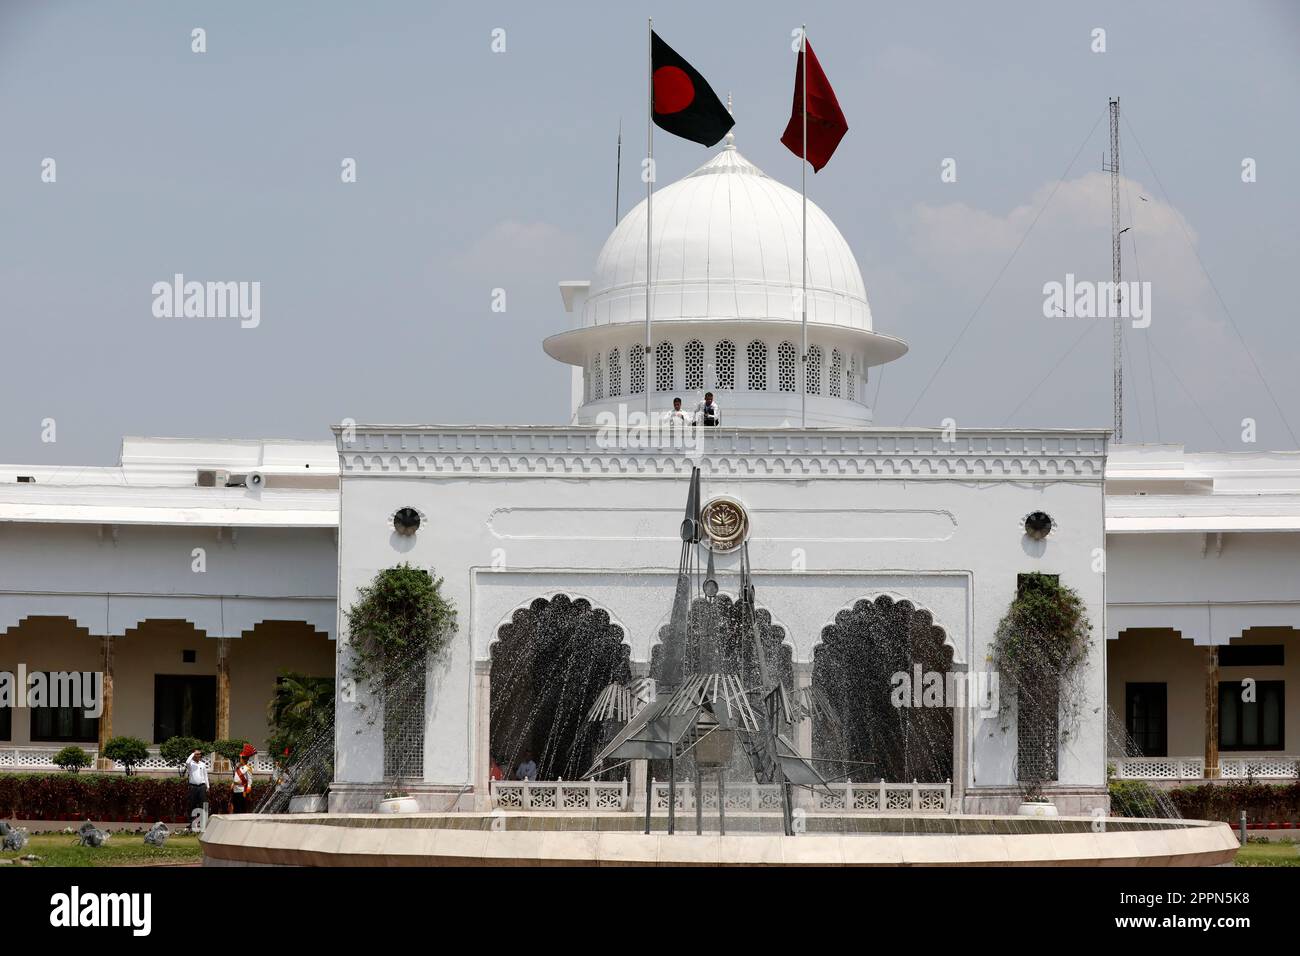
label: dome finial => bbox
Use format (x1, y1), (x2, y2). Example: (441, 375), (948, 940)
(724, 91), (736, 150)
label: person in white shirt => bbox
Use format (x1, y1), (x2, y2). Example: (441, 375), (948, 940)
(694, 392), (720, 427)
(183, 749), (209, 827)
(516, 752), (538, 781)
(664, 397), (690, 427)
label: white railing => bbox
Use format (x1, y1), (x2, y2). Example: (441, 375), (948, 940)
(490, 778), (629, 811)
(0, 746), (277, 776)
(1112, 755), (1300, 780)
(650, 779), (953, 814)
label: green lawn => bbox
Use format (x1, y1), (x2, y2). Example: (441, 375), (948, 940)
(0, 832), (204, 867)
(1234, 840), (1300, 867)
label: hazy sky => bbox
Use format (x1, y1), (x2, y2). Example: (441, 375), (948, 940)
(3, 0), (1298, 463)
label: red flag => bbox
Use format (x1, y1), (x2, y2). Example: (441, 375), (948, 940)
(780, 40), (848, 172)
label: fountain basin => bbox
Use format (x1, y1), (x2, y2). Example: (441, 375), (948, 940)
(201, 812), (1239, 867)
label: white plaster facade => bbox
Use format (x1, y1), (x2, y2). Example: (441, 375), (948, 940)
(329, 426), (1110, 815)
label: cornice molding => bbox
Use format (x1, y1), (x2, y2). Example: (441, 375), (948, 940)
(334, 427), (1107, 481)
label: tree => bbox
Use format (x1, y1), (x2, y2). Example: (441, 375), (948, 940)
(159, 736), (210, 771)
(102, 736), (150, 776)
(52, 745), (91, 773)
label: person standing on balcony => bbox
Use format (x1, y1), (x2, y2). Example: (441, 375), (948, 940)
(693, 392), (720, 426)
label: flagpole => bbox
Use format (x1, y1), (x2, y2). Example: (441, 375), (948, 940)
(800, 24), (808, 429)
(645, 17), (654, 424)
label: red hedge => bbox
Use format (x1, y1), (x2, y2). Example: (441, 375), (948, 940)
(0, 773), (267, 823)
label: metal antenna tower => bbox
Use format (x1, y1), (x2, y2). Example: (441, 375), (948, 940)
(1102, 97), (1123, 443)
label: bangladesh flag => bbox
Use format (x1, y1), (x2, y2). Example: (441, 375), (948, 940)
(652, 31), (734, 148)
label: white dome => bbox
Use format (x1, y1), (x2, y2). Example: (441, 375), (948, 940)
(583, 144), (872, 330)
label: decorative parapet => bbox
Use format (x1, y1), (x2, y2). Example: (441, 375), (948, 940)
(333, 426), (1107, 481)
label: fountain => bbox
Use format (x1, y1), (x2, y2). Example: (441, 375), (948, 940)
(202, 468), (1239, 866)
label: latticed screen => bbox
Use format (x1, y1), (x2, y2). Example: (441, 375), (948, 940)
(655, 341), (674, 392)
(630, 345), (645, 393)
(829, 349), (843, 398)
(684, 339), (704, 390)
(1017, 686), (1059, 783)
(383, 669), (427, 781)
(778, 341), (796, 392)
(846, 355), (856, 402)
(715, 340), (736, 389)
(607, 347), (621, 397)
(807, 345), (822, 395)
(747, 340), (767, 391)
(591, 353), (604, 401)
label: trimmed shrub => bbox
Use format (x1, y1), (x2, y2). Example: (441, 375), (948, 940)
(159, 736), (211, 770)
(101, 736), (150, 776)
(52, 746), (91, 774)
(0, 773), (267, 822)
(212, 739), (252, 763)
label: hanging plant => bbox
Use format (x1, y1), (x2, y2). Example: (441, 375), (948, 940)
(991, 573), (1092, 800)
(344, 563), (457, 705)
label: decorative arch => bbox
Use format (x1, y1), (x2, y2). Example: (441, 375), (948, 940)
(778, 341), (797, 392)
(684, 339), (704, 390)
(654, 340), (674, 392)
(812, 595), (954, 783)
(629, 345), (645, 394)
(490, 594), (631, 781)
(715, 340), (736, 390)
(807, 345), (823, 395)
(607, 346), (622, 397)
(746, 339), (768, 391)
(649, 594), (795, 695)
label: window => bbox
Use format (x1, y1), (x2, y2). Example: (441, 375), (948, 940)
(591, 353), (604, 401)
(630, 345), (645, 394)
(807, 345), (822, 395)
(0, 702), (11, 741)
(153, 675), (217, 744)
(715, 340), (736, 390)
(846, 355), (857, 402)
(1219, 645), (1284, 667)
(777, 342), (797, 393)
(684, 339), (704, 390)
(655, 341), (674, 392)
(1014, 573), (1061, 782)
(829, 349), (843, 398)
(1125, 683), (1168, 757)
(607, 347), (621, 397)
(1219, 680), (1284, 751)
(29, 672), (100, 743)
(747, 340), (768, 391)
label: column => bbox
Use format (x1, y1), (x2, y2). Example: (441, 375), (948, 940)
(474, 659), (492, 811)
(793, 661), (814, 759)
(215, 638), (231, 770)
(951, 664), (968, 811)
(95, 635), (114, 770)
(629, 661), (649, 811)
(1203, 646), (1219, 779)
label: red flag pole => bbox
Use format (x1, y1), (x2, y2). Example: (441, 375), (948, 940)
(645, 17), (654, 424)
(800, 24), (808, 429)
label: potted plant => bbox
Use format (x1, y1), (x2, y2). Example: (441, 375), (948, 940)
(992, 573), (1091, 817)
(344, 563), (457, 813)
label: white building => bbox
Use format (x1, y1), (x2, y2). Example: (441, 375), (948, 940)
(1, 140), (1296, 809)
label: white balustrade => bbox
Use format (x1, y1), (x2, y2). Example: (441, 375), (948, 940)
(490, 778), (629, 811)
(1113, 755), (1298, 780)
(0, 746), (277, 776)
(649, 779), (952, 814)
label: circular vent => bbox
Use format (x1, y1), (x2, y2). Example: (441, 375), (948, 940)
(393, 508), (421, 536)
(1024, 511), (1054, 540)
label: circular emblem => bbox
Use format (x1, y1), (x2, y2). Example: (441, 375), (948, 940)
(700, 496), (749, 553)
